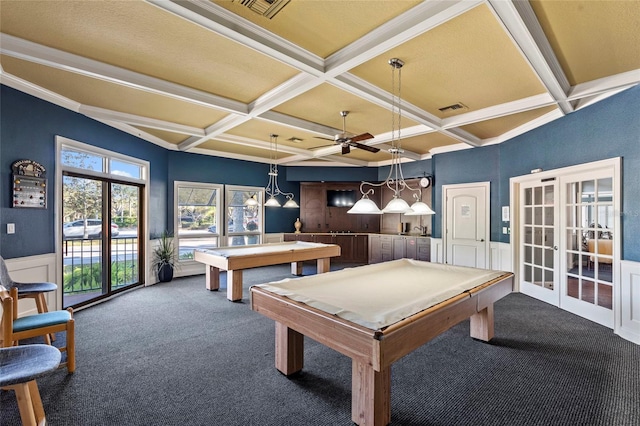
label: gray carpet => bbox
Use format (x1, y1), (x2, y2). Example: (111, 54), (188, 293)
(1, 263), (638, 425)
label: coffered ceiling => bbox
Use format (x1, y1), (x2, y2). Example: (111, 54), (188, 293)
(1, 1), (638, 167)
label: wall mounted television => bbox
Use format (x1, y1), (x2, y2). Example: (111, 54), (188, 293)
(327, 189), (356, 207)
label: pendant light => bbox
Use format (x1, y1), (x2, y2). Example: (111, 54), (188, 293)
(263, 134), (299, 208)
(348, 58), (434, 217)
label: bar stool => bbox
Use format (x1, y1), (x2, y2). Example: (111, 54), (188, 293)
(0, 345), (61, 426)
(0, 255), (58, 343)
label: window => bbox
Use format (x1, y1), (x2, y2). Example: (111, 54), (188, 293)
(175, 182), (223, 260)
(225, 186), (264, 246)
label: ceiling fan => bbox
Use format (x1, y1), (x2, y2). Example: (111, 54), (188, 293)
(314, 111), (380, 155)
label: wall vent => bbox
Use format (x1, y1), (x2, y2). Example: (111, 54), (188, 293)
(233, 0), (291, 19)
(438, 102), (468, 113)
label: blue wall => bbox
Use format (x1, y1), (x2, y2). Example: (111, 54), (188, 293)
(2, 83), (639, 260)
(431, 85), (640, 261)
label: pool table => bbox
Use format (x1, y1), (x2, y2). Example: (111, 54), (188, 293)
(250, 259), (514, 426)
(194, 241), (340, 301)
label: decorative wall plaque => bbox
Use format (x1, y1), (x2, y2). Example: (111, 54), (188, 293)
(12, 160), (47, 209)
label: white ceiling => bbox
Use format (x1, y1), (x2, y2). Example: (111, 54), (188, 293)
(1, 0), (638, 167)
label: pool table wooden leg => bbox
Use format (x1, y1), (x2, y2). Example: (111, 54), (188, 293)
(470, 304), (494, 341)
(317, 258), (330, 274)
(291, 261), (303, 276)
(205, 266), (220, 291)
(275, 322), (304, 375)
(352, 360), (391, 426)
(227, 270), (244, 301)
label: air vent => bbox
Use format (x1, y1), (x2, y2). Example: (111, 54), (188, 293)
(233, 0), (290, 19)
(438, 102), (468, 113)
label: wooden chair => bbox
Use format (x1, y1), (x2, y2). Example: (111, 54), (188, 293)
(0, 344), (61, 426)
(0, 285), (75, 373)
(0, 255), (58, 314)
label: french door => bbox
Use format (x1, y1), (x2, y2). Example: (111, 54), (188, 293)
(517, 159), (619, 327)
(62, 173), (143, 308)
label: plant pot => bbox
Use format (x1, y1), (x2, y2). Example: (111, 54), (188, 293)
(158, 263), (174, 282)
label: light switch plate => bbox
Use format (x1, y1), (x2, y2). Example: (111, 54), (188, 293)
(7, 223), (15, 234)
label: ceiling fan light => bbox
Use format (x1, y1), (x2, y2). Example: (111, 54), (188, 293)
(405, 201), (435, 216)
(283, 198), (299, 208)
(347, 198), (382, 214)
(382, 197), (411, 214)
(264, 196), (281, 207)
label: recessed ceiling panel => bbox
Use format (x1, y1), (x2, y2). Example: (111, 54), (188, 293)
(1, 56), (227, 128)
(133, 127), (190, 146)
(398, 133), (461, 156)
(530, 0), (640, 85)
(461, 106), (558, 140)
(0, 0), (299, 102)
(274, 83), (419, 136)
(211, 0), (421, 58)
(342, 149), (392, 163)
(198, 139), (291, 160)
(351, 4), (547, 118)
(225, 119), (335, 151)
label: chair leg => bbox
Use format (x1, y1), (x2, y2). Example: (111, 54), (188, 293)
(35, 293), (56, 343)
(6, 380), (46, 426)
(66, 316), (76, 373)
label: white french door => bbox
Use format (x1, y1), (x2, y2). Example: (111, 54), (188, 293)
(519, 179), (560, 305)
(516, 159), (620, 328)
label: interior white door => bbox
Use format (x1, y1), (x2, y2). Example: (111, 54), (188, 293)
(519, 179), (560, 305)
(444, 183), (489, 268)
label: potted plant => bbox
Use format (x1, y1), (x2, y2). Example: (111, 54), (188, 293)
(152, 231), (178, 282)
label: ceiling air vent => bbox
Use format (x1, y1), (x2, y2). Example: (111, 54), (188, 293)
(234, 0), (291, 19)
(438, 102), (468, 113)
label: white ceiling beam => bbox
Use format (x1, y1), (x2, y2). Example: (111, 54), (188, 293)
(79, 105), (206, 136)
(0, 34), (248, 115)
(568, 69), (640, 100)
(178, 114), (250, 151)
(324, 0), (484, 77)
(257, 111), (341, 137)
(0, 71), (82, 112)
(488, 0), (572, 115)
(146, 0), (324, 76)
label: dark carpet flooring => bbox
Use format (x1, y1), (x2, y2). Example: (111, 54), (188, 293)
(1, 263), (638, 425)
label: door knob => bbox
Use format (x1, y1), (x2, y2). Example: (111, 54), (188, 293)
(477, 239), (485, 242)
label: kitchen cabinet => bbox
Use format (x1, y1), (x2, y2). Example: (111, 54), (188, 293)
(284, 233), (368, 263)
(369, 235), (430, 264)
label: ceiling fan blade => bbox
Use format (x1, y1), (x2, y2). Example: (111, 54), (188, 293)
(349, 132), (374, 143)
(342, 145), (351, 155)
(350, 142), (380, 153)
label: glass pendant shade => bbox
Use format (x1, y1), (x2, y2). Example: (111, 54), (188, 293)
(382, 196), (411, 214)
(347, 197), (382, 214)
(283, 198), (299, 208)
(404, 201), (435, 216)
(264, 196), (281, 207)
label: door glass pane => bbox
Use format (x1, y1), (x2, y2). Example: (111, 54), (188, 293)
(534, 227), (543, 245)
(534, 187), (542, 205)
(544, 207), (554, 226)
(111, 183), (139, 290)
(544, 185), (554, 204)
(534, 207), (542, 225)
(525, 207), (532, 225)
(598, 284), (612, 309)
(544, 248), (554, 269)
(524, 188), (532, 205)
(62, 175), (104, 307)
(597, 178), (613, 202)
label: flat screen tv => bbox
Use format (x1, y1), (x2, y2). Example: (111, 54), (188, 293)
(327, 189), (356, 207)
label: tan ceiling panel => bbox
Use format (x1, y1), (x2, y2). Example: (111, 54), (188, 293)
(350, 4), (547, 117)
(274, 83), (419, 136)
(1, 56), (227, 128)
(0, 0), (299, 102)
(530, 0), (640, 85)
(342, 149), (392, 163)
(461, 106), (558, 140)
(397, 133), (461, 156)
(225, 119), (334, 151)
(211, 0), (421, 58)
(198, 139), (290, 160)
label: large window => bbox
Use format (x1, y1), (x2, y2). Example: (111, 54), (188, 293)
(175, 182), (223, 260)
(225, 186), (264, 246)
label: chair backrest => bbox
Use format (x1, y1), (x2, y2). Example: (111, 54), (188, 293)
(587, 239), (613, 264)
(0, 256), (16, 289)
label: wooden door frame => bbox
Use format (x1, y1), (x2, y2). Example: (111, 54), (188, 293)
(442, 182), (490, 267)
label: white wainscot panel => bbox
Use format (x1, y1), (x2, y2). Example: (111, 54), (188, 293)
(5, 253), (58, 315)
(430, 238), (443, 263)
(619, 260), (640, 344)
(490, 241), (513, 272)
